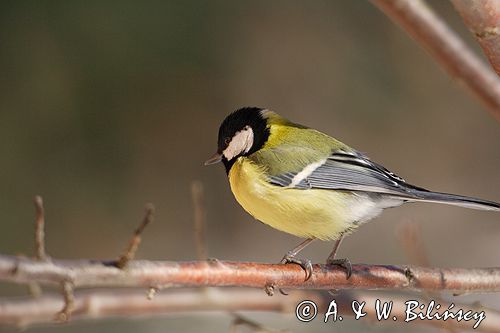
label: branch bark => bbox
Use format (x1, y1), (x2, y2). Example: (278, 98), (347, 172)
(1, 255), (500, 293)
(33, 196), (47, 261)
(0, 289), (317, 328)
(1, 289), (499, 332)
(451, 0), (500, 76)
(115, 204), (154, 269)
(371, 0), (500, 120)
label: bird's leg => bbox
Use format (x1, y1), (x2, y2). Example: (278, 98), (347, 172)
(280, 238), (315, 281)
(326, 234), (352, 279)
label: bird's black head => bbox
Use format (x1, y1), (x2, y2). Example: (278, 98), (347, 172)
(205, 107), (270, 172)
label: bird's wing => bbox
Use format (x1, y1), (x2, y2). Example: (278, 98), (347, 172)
(267, 149), (500, 211)
(268, 150), (428, 198)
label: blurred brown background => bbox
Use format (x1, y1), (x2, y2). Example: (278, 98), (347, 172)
(0, 1), (498, 332)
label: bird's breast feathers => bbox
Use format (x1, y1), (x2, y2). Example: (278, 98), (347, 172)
(228, 157), (387, 240)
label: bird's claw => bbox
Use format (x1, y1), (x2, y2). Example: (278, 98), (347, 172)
(280, 255), (313, 281)
(326, 257), (352, 279)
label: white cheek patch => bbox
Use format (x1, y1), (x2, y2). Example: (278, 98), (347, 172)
(223, 126), (254, 160)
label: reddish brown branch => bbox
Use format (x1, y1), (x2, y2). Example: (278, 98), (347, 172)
(371, 0), (500, 120)
(0, 289), (321, 328)
(1, 289), (499, 331)
(451, 0), (500, 76)
(1, 255), (499, 293)
(2, 197), (499, 330)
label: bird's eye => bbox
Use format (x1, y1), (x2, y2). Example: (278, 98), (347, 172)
(224, 137), (231, 146)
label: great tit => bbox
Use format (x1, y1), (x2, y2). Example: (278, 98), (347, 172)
(205, 107), (500, 280)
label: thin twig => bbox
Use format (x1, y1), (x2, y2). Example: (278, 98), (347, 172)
(1, 255), (500, 293)
(55, 281), (74, 322)
(397, 222), (441, 302)
(1, 289), (499, 331)
(191, 181), (207, 261)
(397, 222), (430, 267)
(371, 0), (500, 120)
(146, 286), (159, 300)
(397, 221), (457, 333)
(115, 204), (155, 269)
(33, 196), (47, 261)
(450, 0), (500, 76)
(230, 313), (289, 333)
(31, 196), (47, 300)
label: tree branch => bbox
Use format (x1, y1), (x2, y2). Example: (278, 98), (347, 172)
(115, 204), (154, 269)
(33, 196), (48, 262)
(1, 197), (499, 331)
(55, 280), (74, 322)
(191, 181), (208, 261)
(1, 255), (500, 293)
(2, 289), (499, 332)
(0, 289), (316, 328)
(451, 0), (500, 76)
(371, 0), (500, 120)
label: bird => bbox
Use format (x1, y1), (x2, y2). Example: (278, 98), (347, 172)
(205, 107), (500, 280)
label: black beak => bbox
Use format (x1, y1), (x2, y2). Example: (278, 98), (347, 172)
(204, 152), (222, 166)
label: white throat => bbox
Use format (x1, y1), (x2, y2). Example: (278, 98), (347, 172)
(223, 126), (254, 161)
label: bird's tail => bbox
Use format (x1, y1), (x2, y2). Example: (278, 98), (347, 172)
(403, 189), (500, 211)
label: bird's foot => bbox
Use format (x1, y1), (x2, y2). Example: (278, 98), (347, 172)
(280, 253), (313, 281)
(326, 257), (352, 279)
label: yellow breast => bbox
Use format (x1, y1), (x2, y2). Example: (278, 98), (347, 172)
(228, 157), (355, 241)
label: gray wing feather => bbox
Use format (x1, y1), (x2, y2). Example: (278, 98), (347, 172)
(269, 151), (424, 197)
(269, 172), (298, 187)
(268, 151), (500, 211)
